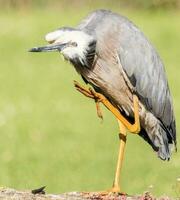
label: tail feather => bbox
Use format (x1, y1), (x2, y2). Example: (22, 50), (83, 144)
(139, 121), (174, 161)
(156, 125), (170, 160)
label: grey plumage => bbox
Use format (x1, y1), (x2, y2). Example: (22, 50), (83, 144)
(30, 9), (176, 161)
(76, 10), (176, 160)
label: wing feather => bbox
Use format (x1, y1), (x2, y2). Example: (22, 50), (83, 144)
(117, 19), (176, 146)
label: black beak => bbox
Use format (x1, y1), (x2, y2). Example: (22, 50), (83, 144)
(29, 43), (67, 52)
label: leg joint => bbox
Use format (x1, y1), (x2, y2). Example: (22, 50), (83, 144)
(119, 133), (127, 142)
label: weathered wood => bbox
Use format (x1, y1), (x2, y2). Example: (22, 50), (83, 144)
(0, 188), (174, 200)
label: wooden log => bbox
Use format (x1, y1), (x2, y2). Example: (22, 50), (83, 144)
(0, 187), (173, 200)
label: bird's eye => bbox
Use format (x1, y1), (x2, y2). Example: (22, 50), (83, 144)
(70, 42), (77, 47)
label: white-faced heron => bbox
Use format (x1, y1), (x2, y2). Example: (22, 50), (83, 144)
(29, 9), (176, 193)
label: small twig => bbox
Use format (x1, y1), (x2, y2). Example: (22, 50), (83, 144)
(31, 186), (46, 194)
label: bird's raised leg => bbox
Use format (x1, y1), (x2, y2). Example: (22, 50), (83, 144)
(74, 81), (141, 133)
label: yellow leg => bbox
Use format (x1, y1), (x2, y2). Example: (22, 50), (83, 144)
(110, 120), (127, 193)
(74, 81), (141, 194)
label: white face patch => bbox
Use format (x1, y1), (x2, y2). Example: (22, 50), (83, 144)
(45, 30), (63, 43)
(45, 29), (94, 63)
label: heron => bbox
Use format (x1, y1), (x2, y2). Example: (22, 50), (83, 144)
(29, 9), (176, 193)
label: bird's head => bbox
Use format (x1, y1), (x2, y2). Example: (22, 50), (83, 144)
(29, 27), (96, 67)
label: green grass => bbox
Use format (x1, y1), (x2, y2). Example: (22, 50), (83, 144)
(0, 5), (179, 197)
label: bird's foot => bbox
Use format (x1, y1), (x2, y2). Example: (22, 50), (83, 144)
(74, 80), (104, 119)
(106, 187), (126, 195)
(107, 186), (121, 193)
(82, 188), (126, 199)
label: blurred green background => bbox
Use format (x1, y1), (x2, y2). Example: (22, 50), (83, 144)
(0, 0), (179, 197)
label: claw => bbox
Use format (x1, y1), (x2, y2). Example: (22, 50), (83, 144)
(74, 80), (104, 120)
(74, 81), (94, 99)
(95, 101), (103, 120)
